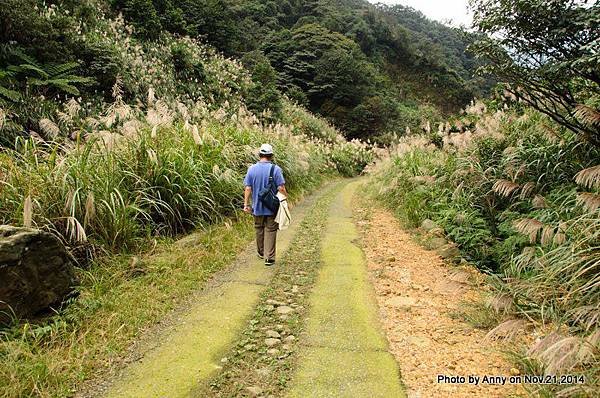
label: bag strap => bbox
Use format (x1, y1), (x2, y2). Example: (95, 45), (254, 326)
(268, 164), (275, 181)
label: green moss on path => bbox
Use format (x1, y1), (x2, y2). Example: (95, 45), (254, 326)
(287, 181), (406, 398)
(102, 185), (336, 398)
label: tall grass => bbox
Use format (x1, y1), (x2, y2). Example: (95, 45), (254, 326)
(0, 97), (371, 258)
(373, 104), (600, 396)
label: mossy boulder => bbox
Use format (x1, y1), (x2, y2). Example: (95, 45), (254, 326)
(0, 226), (76, 325)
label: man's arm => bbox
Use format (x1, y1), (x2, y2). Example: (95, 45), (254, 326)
(244, 186), (252, 213)
(278, 185), (288, 196)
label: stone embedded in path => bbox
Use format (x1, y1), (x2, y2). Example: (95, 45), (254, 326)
(266, 299), (286, 306)
(387, 296), (418, 309)
(265, 338), (280, 347)
(276, 305), (294, 315)
(283, 335), (296, 343)
(267, 348), (280, 356)
(266, 330), (281, 339)
(245, 386), (263, 397)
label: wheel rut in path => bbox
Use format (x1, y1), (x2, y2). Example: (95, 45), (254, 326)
(100, 183), (338, 398)
(287, 181), (406, 398)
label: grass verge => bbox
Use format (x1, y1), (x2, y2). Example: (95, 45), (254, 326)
(199, 182), (343, 397)
(0, 215), (254, 398)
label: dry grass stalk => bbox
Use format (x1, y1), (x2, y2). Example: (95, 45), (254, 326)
(23, 195), (33, 228)
(574, 165), (600, 189)
(574, 104), (600, 128)
(66, 216), (87, 243)
(487, 294), (514, 314)
(485, 319), (529, 342)
(147, 149), (158, 165)
(514, 218), (544, 243)
(519, 182), (536, 199)
(493, 179), (520, 197)
(39, 118), (61, 139)
(147, 87), (155, 106)
(112, 75), (123, 101)
(532, 194), (548, 209)
(191, 125), (202, 145)
(531, 334), (594, 375)
(540, 225), (556, 246)
(84, 192), (95, 227)
(65, 98), (81, 117)
(577, 192), (600, 212)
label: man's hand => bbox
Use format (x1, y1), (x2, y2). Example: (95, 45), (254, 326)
(244, 186), (252, 214)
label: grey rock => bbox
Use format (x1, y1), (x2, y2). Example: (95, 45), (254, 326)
(276, 305), (294, 315)
(264, 338), (280, 347)
(266, 330), (281, 339)
(437, 245), (461, 261)
(283, 335), (296, 343)
(0, 226), (76, 325)
(428, 237), (448, 250)
(421, 219), (438, 231)
(245, 386), (263, 397)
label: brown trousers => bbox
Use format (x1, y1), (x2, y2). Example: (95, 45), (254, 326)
(254, 215), (278, 261)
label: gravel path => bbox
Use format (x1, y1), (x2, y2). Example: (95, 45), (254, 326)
(355, 201), (525, 398)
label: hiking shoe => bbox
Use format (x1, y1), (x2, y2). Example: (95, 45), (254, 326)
(265, 259), (275, 266)
(257, 252), (264, 259)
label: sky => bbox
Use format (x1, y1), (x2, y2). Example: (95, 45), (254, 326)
(367, 0), (473, 27)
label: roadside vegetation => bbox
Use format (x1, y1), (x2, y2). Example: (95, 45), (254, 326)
(0, 2), (373, 397)
(373, 1), (599, 396)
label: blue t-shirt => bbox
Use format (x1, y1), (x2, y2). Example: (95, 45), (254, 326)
(243, 161), (285, 216)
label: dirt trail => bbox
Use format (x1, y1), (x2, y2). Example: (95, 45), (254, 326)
(92, 184), (338, 398)
(287, 181), (405, 397)
(355, 201), (524, 398)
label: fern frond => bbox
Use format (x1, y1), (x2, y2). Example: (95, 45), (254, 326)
(18, 63), (49, 79)
(0, 85), (21, 102)
(574, 165), (600, 189)
(46, 62), (79, 77)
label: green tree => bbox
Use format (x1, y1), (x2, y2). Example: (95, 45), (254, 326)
(470, 0), (600, 145)
(241, 50), (282, 120)
(111, 0), (162, 40)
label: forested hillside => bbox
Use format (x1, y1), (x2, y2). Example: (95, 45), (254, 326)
(1, 0), (487, 143)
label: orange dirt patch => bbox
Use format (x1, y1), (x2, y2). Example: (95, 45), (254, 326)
(355, 204), (525, 398)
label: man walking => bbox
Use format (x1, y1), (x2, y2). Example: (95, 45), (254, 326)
(243, 144), (287, 266)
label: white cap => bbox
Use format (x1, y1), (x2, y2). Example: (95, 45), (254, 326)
(259, 143), (274, 155)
